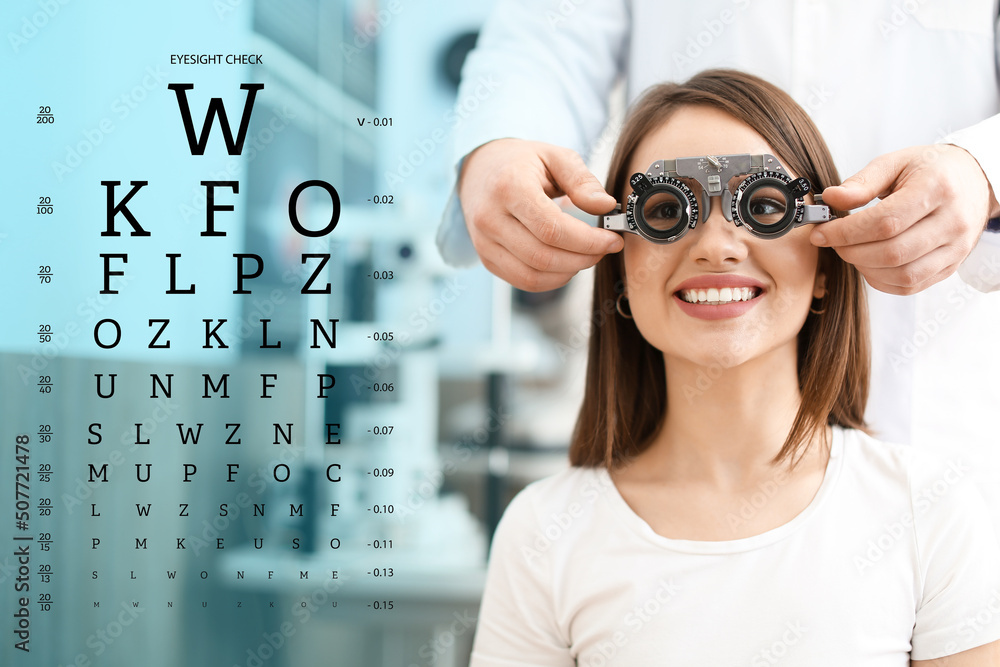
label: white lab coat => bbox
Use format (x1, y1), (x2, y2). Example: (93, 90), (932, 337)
(437, 0), (1000, 520)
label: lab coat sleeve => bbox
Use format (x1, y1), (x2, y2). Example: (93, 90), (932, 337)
(948, 3), (1000, 291)
(436, 0), (630, 267)
(947, 118), (1000, 292)
(470, 488), (575, 667)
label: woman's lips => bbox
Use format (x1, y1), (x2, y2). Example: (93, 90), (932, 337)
(671, 275), (766, 320)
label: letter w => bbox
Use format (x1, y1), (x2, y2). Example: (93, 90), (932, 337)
(167, 83), (263, 155)
(176, 423), (204, 444)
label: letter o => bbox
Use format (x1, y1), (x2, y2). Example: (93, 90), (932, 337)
(288, 180), (340, 237)
(94, 319), (122, 349)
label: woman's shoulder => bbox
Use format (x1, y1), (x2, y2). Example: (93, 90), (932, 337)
(496, 465), (611, 534)
(837, 425), (978, 510)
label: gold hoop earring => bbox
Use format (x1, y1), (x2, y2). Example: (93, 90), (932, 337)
(809, 298), (826, 316)
(616, 293), (633, 319)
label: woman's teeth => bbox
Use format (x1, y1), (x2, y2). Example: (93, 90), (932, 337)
(678, 287), (759, 304)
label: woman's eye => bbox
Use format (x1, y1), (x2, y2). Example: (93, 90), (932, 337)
(649, 203), (680, 219)
(749, 197), (784, 216)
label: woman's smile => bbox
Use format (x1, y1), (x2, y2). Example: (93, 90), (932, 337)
(672, 274), (766, 320)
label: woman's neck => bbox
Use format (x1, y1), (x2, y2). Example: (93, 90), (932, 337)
(645, 343), (811, 488)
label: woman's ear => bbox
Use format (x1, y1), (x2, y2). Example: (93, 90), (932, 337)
(813, 272), (827, 300)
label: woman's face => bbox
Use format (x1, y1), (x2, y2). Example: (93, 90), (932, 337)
(621, 105), (825, 371)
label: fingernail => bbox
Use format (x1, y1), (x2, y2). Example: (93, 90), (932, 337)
(592, 190), (612, 199)
(812, 231), (827, 246)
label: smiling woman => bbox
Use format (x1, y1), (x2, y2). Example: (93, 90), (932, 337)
(470, 70), (1000, 666)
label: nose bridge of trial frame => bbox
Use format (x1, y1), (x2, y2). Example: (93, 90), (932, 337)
(650, 154), (784, 223)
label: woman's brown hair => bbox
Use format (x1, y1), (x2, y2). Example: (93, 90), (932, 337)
(569, 69), (870, 470)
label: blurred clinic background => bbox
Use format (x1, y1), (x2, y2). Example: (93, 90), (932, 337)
(0, 1), (598, 665)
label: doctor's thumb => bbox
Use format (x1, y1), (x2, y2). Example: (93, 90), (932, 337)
(544, 148), (617, 215)
(822, 157), (900, 211)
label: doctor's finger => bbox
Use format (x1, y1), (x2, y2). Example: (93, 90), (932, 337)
(852, 245), (957, 295)
(508, 190), (623, 255)
(827, 217), (943, 270)
(811, 190), (933, 248)
(495, 213), (608, 274)
(479, 238), (578, 292)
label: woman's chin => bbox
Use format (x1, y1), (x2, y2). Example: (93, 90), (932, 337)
(664, 345), (756, 372)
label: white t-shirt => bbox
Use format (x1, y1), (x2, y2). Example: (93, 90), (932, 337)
(470, 426), (1000, 666)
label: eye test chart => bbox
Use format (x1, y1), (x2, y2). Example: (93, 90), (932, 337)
(2, 3), (498, 666)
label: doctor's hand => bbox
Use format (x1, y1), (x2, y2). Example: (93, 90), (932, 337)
(811, 144), (1000, 295)
(457, 138), (623, 292)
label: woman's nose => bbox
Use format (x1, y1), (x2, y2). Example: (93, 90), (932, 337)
(686, 200), (749, 266)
